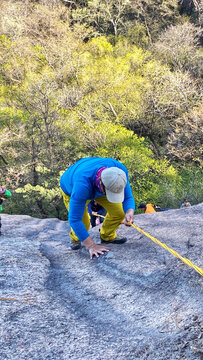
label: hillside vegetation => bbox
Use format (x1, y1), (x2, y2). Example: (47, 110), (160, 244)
(0, 0), (202, 218)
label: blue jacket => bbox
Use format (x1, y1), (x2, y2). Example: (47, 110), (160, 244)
(60, 157), (135, 241)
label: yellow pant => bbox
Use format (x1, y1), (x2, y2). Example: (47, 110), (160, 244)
(61, 191), (125, 242)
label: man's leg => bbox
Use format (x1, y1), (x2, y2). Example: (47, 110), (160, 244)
(95, 195), (125, 241)
(90, 215), (96, 228)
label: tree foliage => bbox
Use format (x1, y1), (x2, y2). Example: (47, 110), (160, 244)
(0, 0), (202, 218)
(166, 102), (203, 165)
(153, 23), (203, 78)
(67, 0), (180, 42)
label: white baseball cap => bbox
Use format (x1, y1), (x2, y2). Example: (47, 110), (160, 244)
(101, 167), (127, 203)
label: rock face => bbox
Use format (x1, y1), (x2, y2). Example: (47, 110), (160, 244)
(0, 204), (203, 360)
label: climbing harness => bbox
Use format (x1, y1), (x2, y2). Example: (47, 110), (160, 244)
(94, 213), (203, 277)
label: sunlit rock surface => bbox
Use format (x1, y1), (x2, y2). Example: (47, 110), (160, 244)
(0, 204), (202, 359)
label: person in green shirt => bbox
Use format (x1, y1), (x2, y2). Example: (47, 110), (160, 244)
(180, 199), (191, 208)
(0, 186), (12, 235)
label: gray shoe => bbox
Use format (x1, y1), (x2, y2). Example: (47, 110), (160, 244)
(71, 240), (81, 250)
(100, 236), (127, 244)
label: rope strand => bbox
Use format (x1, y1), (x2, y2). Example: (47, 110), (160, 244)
(94, 213), (203, 276)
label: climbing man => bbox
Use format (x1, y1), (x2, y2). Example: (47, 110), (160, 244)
(0, 186), (12, 235)
(60, 157), (135, 259)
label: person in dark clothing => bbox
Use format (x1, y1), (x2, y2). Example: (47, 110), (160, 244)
(154, 205), (171, 211)
(88, 200), (106, 227)
(0, 186), (12, 235)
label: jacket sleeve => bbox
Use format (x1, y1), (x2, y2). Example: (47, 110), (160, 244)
(68, 182), (91, 242)
(116, 163), (135, 212)
(123, 181), (135, 213)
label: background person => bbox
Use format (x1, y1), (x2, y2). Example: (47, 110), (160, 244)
(154, 204), (171, 211)
(88, 200), (106, 228)
(0, 186), (12, 235)
(180, 199), (191, 208)
(60, 157), (135, 259)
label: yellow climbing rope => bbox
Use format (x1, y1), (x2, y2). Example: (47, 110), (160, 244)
(94, 213), (203, 277)
(130, 223), (203, 277)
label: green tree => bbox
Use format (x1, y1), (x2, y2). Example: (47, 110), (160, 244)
(69, 37), (200, 154)
(59, 118), (182, 208)
(1, 0), (202, 218)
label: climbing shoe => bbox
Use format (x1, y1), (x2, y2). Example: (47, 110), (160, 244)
(100, 236), (127, 244)
(71, 240), (81, 250)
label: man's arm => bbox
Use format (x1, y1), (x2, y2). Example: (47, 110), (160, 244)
(68, 188), (109, 259)
(122, 178), (135, 226)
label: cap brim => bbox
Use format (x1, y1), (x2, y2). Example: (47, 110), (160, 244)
(105, 189), (124, 203)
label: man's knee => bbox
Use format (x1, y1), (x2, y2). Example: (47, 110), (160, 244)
(118, 212), (125, 221)
(109, 209), (125, 221)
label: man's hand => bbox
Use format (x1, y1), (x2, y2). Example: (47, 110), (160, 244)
(83, 236), (109, 259)
(123, 208), (134, 226)
(88, 244), (110, 259)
